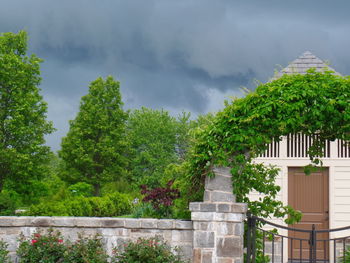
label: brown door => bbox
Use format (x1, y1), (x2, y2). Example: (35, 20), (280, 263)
(288, 167), (329, 261)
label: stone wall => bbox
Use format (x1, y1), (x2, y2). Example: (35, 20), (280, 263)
(0, 217), (193, 261)
(0, 167), (247, 263)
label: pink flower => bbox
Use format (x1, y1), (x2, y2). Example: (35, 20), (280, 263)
(58, 239), (63, 243)
(31, 239), (38, 245)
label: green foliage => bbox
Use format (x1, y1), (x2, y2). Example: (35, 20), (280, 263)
(68, 182), (93, 197)
(126, 107), (179, 188)
(0, 189), (20, 215)
(17, 230), (66, 263)
(0, 30), (54, 196)
(131, 202), (157, 218)
(63, 234), (108, 263)
(187, 71), (350, 222)
(111, 237), (186, 263)
(60, 76), (128, 196)
(27, 192), (133, 217)
(340, 245), (350, 263)
(0, 240), (10, 263)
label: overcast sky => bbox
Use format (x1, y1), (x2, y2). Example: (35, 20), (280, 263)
(1, 0), (350, 151)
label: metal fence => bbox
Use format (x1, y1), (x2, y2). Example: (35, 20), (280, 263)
(246, 213), (350, 263)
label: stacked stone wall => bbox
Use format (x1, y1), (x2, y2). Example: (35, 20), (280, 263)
(0, 217), (193, 261)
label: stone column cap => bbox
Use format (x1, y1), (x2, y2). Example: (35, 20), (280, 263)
(189, 202), (247, 213)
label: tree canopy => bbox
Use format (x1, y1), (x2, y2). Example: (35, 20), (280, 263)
(126, 108), (191, 188)
(0, 31), (54, 196)
(60, 76), (128, 196)
(187, 70), (350, 221)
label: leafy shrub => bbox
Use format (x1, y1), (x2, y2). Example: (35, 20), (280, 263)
(27, 201), (68, 216)
(0, 190), (21, 215)
(0, 240), (11, 263)
(68, 182), (93, 197)
(131, 203), (157, 218)
(17, 229), (66, 263)
(63, 234), (108, 263)
(141, 180), (180, 218)
(27, 192), (133, 217)
(111, 237), (186, 263)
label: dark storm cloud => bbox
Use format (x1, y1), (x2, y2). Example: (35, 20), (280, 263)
(1, 0), (350, 150)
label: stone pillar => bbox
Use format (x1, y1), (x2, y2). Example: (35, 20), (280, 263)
(190, 167), (247, 263)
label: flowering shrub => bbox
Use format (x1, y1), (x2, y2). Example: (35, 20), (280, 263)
(0, 240), (11, 263)
(63, 234), (108, 263)
(17, 229), (66, 263)
(17, 230), (109, 263)
(111, 237), (186, 263)
(141, 180), (180, 218)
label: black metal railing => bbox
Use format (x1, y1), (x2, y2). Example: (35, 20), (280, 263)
(246, 213), (350, 263)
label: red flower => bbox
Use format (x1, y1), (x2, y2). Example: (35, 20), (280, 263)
(58, 239), (63, 243)
(34, 233), (41, 238)
(31, 239), (38, 245)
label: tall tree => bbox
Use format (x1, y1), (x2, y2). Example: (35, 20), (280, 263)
(126, 107), (188, 187)
(0, 31), (54, 195)
(60, 76), (127, 196)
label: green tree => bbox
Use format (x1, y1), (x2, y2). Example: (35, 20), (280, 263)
(60, 76), (128, 196)
(126, 107), (178, 187)
(0, 31), (54, 196)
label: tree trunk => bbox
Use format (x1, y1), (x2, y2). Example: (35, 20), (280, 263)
(93, 183), (101, 196)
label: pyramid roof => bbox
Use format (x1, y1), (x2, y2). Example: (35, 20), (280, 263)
(273, 51), (341, 79)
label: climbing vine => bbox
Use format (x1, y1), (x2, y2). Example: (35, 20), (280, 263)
(187, 69), (350, 223)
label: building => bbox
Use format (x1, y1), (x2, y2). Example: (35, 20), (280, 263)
(253, 51), (350, 260)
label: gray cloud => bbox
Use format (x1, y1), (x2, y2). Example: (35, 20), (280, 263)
(1, 0), (350, 150)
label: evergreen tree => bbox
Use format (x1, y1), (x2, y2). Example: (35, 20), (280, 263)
(60, 76), (127, 196)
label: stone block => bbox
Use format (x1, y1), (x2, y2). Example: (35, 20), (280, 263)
(203, 191), (211, 202)
(31, 217), (52, 227)
(189, 202), (200, 211)
(217, 204), (231, 212)
(51, 217), (76, 227)
(194, 231), (214, 248)
(231, 203), (248, 213)
(140, 219), (158, 228)
(235, 223), (243, 236)
(217, 258), (233, 263)
(205, 174), (232, 193)
(75, 217), (102, 227)
(225, 213), (243, 222)
(212, 167), (231, 176)
(202, 250), (213, 263)
(175, 220), (192, 229)
(125, 219), (141, 228)
(172, 230), (193, 242)
(216, 237), (242, 257)
(176, 243), (193, 261)
(101, 218), (124, 228)
(10, 217), (31, 226)
(200, 203), (217, 212)
(191, 212), (215, 221)
(193, 248), (202, 263)
(210, 191), (235, 203)
(0, 217), (17, 226)
(157, 219), (174, 229)
(216, 222), (235, 236)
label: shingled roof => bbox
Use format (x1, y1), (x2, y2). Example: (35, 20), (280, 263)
(273, 51), (341, 79)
